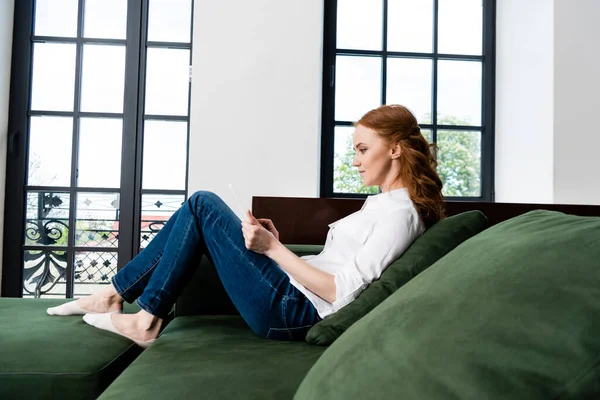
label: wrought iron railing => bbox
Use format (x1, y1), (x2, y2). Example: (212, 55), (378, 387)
(23, 218), (167, 298)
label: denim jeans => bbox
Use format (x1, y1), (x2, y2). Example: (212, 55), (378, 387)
(111, 191), (322, 340)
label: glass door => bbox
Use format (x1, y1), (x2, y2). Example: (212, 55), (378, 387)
(3, 0), (193, 298)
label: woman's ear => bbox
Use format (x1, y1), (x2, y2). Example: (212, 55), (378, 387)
(390, 143), (402, 159)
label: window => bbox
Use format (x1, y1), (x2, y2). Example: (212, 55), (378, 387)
(2, 0), (194, 298)
(321, 0), (496, 200)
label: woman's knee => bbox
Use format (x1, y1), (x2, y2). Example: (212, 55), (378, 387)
(188, 190), (222, 208)
(186, 191), (224, 217)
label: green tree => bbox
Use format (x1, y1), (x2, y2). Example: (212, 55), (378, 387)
(333, 115), (481, 196)
(435, 115), (481, 197)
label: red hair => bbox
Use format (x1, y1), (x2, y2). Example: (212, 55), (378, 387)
(356, 104), (445, 227)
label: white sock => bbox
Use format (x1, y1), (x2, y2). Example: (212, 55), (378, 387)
(46, 300), (122, 316)
(82, 313), (156, 349)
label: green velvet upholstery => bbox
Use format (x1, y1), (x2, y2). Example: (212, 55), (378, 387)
(175, 244), (324, 317)
(295, 210), (600, 399)
(306, 210), (488, 345)
(99, 316), (327, 400)
(0, 298), (142, 400)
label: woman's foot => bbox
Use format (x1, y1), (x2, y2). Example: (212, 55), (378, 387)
(48, 284), (124, 316)
(83, 310), (163, 347)
(75, 284), (124, 314)
(110, 311), (162, 342)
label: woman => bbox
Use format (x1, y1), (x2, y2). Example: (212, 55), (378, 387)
(47, 104), (445, 347)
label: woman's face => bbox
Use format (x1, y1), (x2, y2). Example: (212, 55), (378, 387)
(352, 124), (399, 188)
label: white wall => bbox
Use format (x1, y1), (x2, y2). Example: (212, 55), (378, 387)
(0, 0), (15, 295)
(193, 0), (600, 210)
(188, 0), (323, 216)
(495, 0), (554, 203)
(496, 0), (600, 205)
(553, 0), (600, 205)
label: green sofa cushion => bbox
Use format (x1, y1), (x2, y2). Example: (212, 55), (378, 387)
(306, 210), (488, 345)
(296, 210), (600, 399)
(99, 315), (326, 400)
(0, 298), (142, 400)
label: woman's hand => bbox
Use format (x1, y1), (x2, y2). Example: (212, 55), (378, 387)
(242, 210), (279, 255)
(256, 218), (279, 241)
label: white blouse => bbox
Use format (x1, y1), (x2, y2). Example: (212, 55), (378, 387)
(285, 188), (426, 319)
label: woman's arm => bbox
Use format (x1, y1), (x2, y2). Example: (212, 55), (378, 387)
(265, 241), (336, 303)
(242, 210), (336, 303)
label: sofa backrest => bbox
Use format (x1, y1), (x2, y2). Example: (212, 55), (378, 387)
(252, 197), (600, 244)
(175, 255), (239, 317)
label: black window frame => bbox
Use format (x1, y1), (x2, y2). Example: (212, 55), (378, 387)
(2, 0), (194, 297)
(320, 0), (496, 201)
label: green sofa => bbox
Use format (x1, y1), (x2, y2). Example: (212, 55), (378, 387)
(1, 246), (328, 400)
(3, 206), (600, 399)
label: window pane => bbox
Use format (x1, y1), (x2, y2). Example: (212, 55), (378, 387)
(28, 116), (73, 186)
(84, 0), (127, 39)
(80, 45), (126, 113)
(75, 192), (120, 248)
(31, 43), (76, 112)
(438, 0), (483, 55)
(145, 48), (190, 116)
(336, 0), (383, 51)
(147, 0), (193, 43)
(437, 130), (481, 197)
(78, 118), (122, 188)
(74, 251), (118, 296)
(143, 121), (187, 190)
(140, 194), (185, 250)
(335, 56), (382, 122)
(34, 0), (78, 37)
(437, 60), (481, 126)
(25, 191), (70, 247)
(387, 0), (433, 53)
(23, 249), (68, 298)
(387, 58), (432, 124)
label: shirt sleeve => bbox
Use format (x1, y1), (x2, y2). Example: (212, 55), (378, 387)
(331, 209), (421, 311)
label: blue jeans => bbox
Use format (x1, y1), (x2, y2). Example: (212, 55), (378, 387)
(111, 191), (322, 341)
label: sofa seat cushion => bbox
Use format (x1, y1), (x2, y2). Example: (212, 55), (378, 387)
(0, 298), (142, 400)
(296, 210), (600, 399)
(99, 315), (327, 400)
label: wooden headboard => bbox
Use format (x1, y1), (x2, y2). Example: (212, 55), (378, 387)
(252, 196), (600, 245)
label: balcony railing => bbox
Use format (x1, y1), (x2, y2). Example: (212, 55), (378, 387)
(23, 218), (167, 298)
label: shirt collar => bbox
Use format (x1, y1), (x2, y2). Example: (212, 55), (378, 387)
(361, 187), (409, 210)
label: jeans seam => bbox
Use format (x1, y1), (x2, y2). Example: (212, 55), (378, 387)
(266, 324), (313, 341)
(267, 325), (313, 332)
(221, 227), (285, 298)
(282, 296), (289, 329)
(157, 215), (193, 295)
(117, 252), (163, 299)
